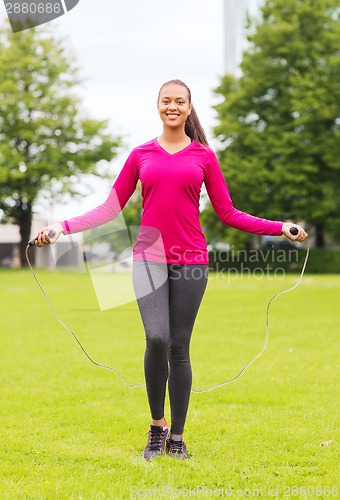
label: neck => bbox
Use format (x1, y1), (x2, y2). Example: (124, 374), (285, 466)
(159, 127), (190, 144)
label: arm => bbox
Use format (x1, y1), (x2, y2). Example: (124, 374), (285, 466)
(35, 149), (140, 247)
(60, 148), (140, 235)
(204, 148), (283, 236)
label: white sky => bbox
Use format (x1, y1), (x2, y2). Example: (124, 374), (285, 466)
(1, 0), (226, 221)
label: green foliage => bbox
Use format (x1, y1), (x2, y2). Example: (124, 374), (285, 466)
(200, 205), (252, 250)
(0, 269), (338, 497)
(208, 247), (340, 274)
(85, 186), (143, 256)
(0, 24), (121, 263)
(210, 0), (340, 248)
(122, 187), (142, 228)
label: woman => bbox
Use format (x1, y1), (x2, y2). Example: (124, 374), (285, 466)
(35, 79), (308, 460)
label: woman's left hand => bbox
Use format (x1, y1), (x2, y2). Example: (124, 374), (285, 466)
(282, 223), (308, 242)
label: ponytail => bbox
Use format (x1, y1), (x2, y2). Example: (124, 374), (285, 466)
(157, 79), (209, 147)
(185, 106), (209, 146)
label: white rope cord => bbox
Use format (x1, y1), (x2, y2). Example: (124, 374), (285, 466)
(26, 241), (309, 393)
(192, 242), (309, 392)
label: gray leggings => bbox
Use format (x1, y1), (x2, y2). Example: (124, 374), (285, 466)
(132, 260), (208, 435)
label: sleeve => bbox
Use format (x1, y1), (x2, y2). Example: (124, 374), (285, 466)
(60, 148), (140, 235)
(203, 148), (283, 236)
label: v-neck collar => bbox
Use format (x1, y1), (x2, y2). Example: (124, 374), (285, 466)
(154, 138), (194, 157)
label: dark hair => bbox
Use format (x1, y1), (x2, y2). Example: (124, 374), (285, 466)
(157, 79), (209, 146)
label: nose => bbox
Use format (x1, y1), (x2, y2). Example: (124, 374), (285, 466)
(168, 102), (178, 111)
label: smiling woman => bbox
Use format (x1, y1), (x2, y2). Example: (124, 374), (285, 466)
(156, 79), (209, 152)
(32, 78), (308, 462)
(158, 84), (192, 131)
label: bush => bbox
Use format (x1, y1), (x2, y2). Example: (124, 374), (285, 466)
(208, 248), (340, 274)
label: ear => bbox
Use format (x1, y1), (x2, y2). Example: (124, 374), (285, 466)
(188, 103), (193, 115)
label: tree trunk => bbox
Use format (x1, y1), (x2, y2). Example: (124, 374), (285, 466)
(18, 202), (33, 267)
(315, 223), (325, 248)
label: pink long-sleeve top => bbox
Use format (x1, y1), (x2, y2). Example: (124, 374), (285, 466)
(60, 139), (283, 265)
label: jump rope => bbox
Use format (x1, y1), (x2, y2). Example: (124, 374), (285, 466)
(26, 227), (309, 393)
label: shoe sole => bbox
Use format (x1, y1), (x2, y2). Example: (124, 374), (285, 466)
(142, 450), (166, 461)
(168, 452), (188, 459)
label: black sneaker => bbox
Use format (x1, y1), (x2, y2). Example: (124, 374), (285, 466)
(143, 424), (169, 460)
(166, 438), (188, 459)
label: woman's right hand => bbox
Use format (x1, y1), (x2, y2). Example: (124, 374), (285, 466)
(35, 222), (64, 247)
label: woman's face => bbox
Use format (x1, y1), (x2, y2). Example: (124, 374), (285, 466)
(157, 83), (192, 130)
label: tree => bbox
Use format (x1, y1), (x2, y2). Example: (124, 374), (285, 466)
(0, 25), (121, 265)
(208, 0), (340, 248)
(85, 187), (143, 257)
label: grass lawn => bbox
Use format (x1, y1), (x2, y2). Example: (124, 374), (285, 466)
(0, 267), (339, 499)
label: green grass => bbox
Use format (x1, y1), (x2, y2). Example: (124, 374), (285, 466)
(0, 268), (339, 499)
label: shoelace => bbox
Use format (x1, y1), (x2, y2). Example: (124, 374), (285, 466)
(148, 427), (166, 449)
(168, 439), (184, 453)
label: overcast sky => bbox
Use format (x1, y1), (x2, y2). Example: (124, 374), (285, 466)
(1, 0), (226, 221)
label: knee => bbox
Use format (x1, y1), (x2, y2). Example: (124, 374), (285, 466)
(168, 342), (190, 364)
(146, 329), (169, 353)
